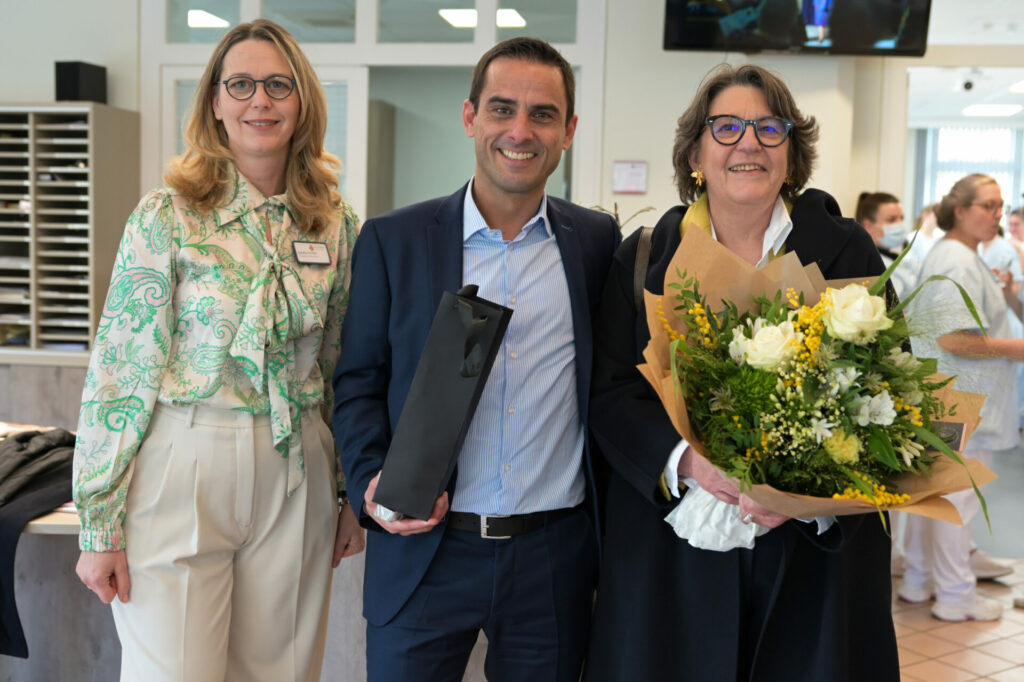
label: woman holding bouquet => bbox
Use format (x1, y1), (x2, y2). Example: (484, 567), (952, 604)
(900, 174), (1021, 621)
(584, 64), (898, 681)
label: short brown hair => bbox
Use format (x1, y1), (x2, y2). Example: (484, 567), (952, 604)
(855, 191), (900, 223)
(468, 37), (575, 122)
(672, 64), (818, 203)
(164, 19), (341, 234)
(934, 173), (999, 231)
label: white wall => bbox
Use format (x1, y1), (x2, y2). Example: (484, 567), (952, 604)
(600, 0), (869, 230)
(0, 0), (139, 111)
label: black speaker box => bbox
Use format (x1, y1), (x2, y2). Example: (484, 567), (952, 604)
(55, 61), (107, 104)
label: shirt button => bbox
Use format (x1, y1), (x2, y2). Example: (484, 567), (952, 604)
(510, 296), (517, 304)
(504, 464), (511, 472)
(507, 407), (515, 415)
(510, 351), (517, 359)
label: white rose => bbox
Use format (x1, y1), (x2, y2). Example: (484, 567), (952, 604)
(822, 284), (893, 345)
(743, 320), (802, 371)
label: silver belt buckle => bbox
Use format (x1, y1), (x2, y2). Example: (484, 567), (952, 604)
(480, 514), (511, 539)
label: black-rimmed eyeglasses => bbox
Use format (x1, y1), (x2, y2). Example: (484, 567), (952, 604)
(705, 115), (794, 147)
(220, 76), (296, 101)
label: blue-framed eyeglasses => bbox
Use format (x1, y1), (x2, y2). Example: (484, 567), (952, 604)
(705, 115), (794, 147)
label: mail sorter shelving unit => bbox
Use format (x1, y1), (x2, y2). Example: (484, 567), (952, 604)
(0, 103), (139, 361)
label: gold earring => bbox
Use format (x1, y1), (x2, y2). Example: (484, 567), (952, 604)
(691, 166), (704, 187)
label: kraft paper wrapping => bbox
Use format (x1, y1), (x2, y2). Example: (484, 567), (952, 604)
(638, 226), (993, 525)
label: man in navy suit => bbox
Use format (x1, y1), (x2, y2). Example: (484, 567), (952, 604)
(333, 37), (620, 682)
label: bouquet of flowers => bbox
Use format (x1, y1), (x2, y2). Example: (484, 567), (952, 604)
(638, 227), (991, 546)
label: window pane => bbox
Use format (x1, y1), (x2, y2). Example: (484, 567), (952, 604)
(176, 81), (199, 155)
(167, 0), (240, 43)
(322, 81), (349, 199)
(936, 128), (1013, 164)
(262, 0), (355, 43)
(498, 0), (576, 43)
(378, 0), (474, 43)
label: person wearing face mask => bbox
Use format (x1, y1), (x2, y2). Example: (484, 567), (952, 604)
(855, 191), (918, 300)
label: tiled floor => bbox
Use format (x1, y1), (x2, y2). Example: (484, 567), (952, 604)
(894, 445), (1024, 681)
(894, 563), (1024, 681)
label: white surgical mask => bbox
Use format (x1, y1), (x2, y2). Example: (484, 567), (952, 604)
(880, 220), (910, 250)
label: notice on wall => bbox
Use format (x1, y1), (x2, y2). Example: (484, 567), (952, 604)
(612, 161), (647, 194)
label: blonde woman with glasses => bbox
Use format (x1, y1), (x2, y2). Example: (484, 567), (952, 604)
(72, 19), (363, 681)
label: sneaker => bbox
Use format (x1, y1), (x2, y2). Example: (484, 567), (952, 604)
(932, 594), (1003, 622)
(970, 550), (1013, 580)
(897, 581), (933, 603)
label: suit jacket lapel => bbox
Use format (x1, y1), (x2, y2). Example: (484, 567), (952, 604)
(427, 183), (468, 307)
(549, 201), (593, 418)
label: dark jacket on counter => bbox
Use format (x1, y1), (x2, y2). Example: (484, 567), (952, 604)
(0, 428), (76, 658)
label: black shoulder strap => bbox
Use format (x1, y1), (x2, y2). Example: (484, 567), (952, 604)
(633, 226), (654, 315)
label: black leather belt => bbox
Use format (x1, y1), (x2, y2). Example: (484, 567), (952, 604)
(446, 506), (580, 539)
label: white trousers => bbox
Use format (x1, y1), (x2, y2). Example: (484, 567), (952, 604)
(112, 403), (338, 682)
(903, 449), (991, 604)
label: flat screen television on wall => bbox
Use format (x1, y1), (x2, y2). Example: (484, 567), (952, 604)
(664, 0), (932, 56)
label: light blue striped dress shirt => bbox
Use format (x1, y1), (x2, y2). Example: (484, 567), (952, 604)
(451, 179), (585, 515)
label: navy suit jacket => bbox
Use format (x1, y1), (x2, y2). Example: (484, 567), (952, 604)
(332, 183), (620, 626)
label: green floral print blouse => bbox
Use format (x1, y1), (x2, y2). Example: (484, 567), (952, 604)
(72, 169), (358, 552)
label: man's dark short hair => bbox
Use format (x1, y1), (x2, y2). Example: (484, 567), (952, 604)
(468, 37), (575, 122)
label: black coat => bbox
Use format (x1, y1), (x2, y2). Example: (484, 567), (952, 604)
(584, 190), (900, 682)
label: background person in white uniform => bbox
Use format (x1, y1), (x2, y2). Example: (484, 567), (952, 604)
(900, 173), (1022, 622)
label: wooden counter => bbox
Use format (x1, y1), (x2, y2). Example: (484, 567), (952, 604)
(24, 510), (79, 535)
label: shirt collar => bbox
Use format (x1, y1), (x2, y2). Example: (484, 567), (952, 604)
(211, 165), (290, 227)
(709, 195), (792, 268)
(462, 177), (551, 242)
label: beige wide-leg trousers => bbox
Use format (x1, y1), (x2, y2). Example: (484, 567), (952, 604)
(111, 403), (338, 682)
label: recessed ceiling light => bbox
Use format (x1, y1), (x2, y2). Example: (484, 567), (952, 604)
(438, 9), (477, 28)
(962, 104), (1023, 117)
(439, 8), (527, 29)
(187, 9), (230, 28)
(497, 9), (527, 28)
(1009, 79), (1024, 94)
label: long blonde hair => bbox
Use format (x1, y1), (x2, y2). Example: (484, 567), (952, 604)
(164, 19), (341, 235)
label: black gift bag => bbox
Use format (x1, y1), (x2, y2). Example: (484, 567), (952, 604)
(373, 285), (512, 520)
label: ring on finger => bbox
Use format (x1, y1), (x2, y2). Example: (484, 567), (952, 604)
(741, 513), (754, 525)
